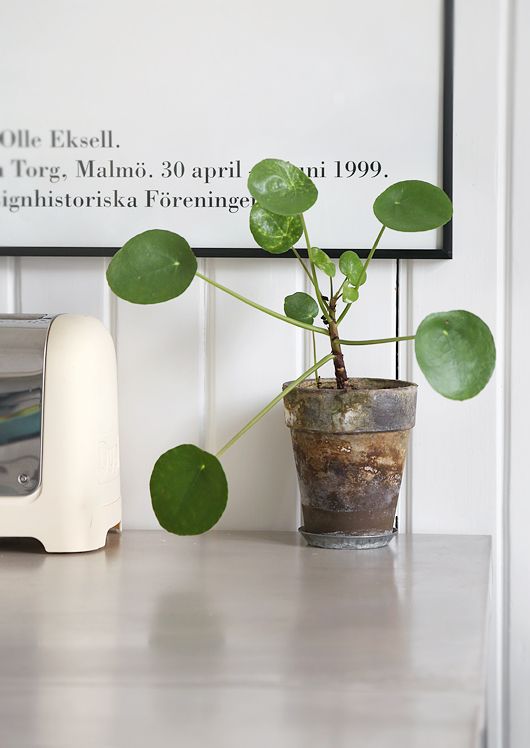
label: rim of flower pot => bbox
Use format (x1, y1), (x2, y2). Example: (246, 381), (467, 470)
(283, 377), (418, 434)
(282, 377), (418, 393)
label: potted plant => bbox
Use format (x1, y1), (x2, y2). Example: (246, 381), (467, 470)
(106, 159), (495, 549)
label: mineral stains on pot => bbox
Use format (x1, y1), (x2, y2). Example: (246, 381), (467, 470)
(283, 378), (417, 538)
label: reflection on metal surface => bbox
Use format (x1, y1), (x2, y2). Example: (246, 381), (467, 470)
(0, 315), (54, 496)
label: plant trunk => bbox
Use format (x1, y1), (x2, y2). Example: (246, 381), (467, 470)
(328, 315), (348, 389)
(328, 296), (348, 389)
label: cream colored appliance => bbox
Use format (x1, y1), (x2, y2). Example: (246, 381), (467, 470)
(0, 314), (121, 552)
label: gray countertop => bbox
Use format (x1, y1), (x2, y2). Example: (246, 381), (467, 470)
(0, 531), (490, 748)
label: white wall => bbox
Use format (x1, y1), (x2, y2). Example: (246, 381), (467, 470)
(1, 0), (528, 745)
(506, 0), (529, 745)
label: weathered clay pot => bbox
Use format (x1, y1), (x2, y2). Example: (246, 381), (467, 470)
(283, 378), (417, 549)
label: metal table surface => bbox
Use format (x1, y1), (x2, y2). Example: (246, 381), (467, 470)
(0, 531), (490, 748)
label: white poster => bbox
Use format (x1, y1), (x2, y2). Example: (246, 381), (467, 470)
(1, 0), (450, 257)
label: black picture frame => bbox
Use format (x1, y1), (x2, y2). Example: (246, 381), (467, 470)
(2, 0), (453, 260)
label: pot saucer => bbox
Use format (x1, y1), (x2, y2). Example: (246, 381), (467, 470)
(298, 526), (397, 550)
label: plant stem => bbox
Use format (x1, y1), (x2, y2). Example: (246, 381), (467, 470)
(199, 269), (411, 346)
(339, 334), (415, 346)
(311, 331), (321, 387)
(362, 224), (386, 275)
(293, 244), (322, 388)
(328, 295), (348, 389)
(311, 263), (333, 324)
(333, 277), (347, 303)
(196, 271), (326, 335)
(336, 224), (387, 325)
(291, 247), (315, 287)
(336, 303), (351, 326)
(216, 353), (334, 458)
(300, 215), (333, 325)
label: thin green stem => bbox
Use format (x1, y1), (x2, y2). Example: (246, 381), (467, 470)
(336, 303), (351, 326)
(300, 214), (333, 325)
(196, 271), (326, 335)
(311, 331), (320, 387)
(338, 334), (415, 346)
(336, 224), (387, 325)
(311, 263), (333, 323)
(362, 224), (386, 275)
(216, 353), (334, 458)
(291, 247), (315, 287)
(334, 277), (347, 302)
(300, 212), (312, 253)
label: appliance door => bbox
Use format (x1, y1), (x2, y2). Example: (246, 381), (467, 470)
(0, 315), (55, 496)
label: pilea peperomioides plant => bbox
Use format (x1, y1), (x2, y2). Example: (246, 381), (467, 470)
(107, 159), (496, 537)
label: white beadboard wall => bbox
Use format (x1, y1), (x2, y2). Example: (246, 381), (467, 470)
(3, 0), (529, 745)
(507, 0), (529, 746)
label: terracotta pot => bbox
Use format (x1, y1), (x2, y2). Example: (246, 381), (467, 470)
(283, 378), (417, 549)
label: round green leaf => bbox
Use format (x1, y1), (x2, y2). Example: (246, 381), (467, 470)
(284, 292), (319, 325)
(247, 159), (318, 216)
(415, 310), (496, 400)
(150, 444), (228, 535)
(249, 204), (303, 254)
(339, 250), (366, 286)
(342, 284), (359, 303)
(309, 246), (336, 277)
(107, 229), (197, 304)
(373, 180), (453, 232)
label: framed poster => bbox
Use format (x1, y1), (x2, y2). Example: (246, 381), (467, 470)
(0, 0), (453, 259)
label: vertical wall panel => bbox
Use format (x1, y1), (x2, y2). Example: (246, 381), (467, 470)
(405, 0), (500, 537)
(508, 0), (529, 744)
(18, 257), (107, 318)
(209, 258), (303, 531)
(0, 258), (17, 313)
(115, 277), (204, 530)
